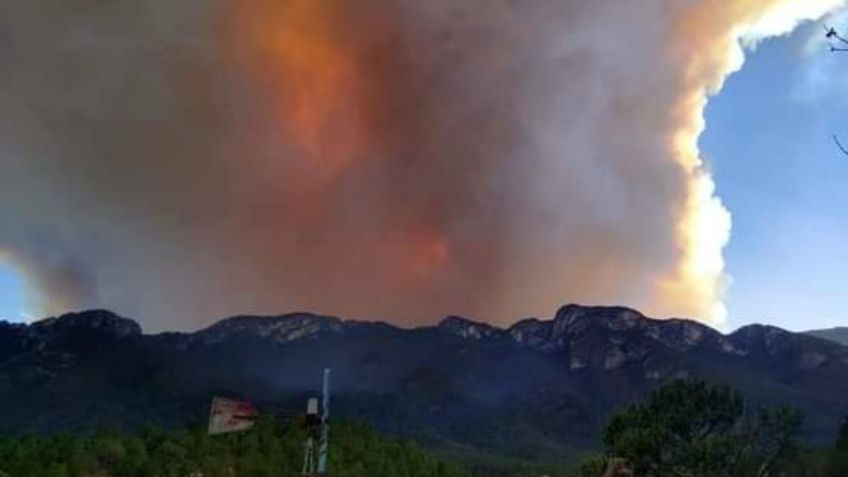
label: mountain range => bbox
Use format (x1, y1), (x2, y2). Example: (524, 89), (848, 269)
(806, 327), (848, 346)
(0, 305), (846, 460)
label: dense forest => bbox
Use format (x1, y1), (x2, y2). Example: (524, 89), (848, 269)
(0, 419), (470, 477)
(1, 380), (846, 477)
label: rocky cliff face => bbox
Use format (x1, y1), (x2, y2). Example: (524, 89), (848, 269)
(1, 305), (846, 456)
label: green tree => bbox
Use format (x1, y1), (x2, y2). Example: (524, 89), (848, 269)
(825, 416), (848, 477)
(583, 379), (803, 477)
(835, 416), (848, 453)
(0, 419), (471, 477)
(44, 463), (69, 477)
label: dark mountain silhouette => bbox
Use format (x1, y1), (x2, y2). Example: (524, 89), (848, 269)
(806, 327), (848, 346)
(1, 305), (846, 459)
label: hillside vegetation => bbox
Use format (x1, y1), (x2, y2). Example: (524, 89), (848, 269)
(1, 381), (846, 477)
(0, 419), (470, 477)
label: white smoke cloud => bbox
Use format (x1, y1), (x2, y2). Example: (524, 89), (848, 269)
(0, 0), (842, 330)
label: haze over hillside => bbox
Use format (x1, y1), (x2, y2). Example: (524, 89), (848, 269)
(1, 304), (846, 460)
(806, 328), (848, 346)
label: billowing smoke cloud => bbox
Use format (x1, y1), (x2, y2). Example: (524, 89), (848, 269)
(0, 0), (842, 330)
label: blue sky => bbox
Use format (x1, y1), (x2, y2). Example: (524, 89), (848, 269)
(702, 17), (848, 332)
(0, 265), (27, 323)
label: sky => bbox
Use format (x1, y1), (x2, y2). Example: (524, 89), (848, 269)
(0, 0), (846, 332)
(0, 265), (26, 323)
(702, 14), (848, 332)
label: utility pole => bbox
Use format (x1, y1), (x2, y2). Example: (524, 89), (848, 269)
(318, 368), (331, 475)
(302, 368), (331, 476)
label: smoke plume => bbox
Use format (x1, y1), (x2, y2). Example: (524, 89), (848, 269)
(0, 0), (842, 330)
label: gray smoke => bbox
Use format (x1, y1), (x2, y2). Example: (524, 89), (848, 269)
(0, 0), (835, 330)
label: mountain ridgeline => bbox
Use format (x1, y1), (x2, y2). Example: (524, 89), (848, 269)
(806, 327), (848, 346)
(0, 305), (846, 460)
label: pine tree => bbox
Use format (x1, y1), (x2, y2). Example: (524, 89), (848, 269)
(836, 416), (848, 452)
(586, 379), (803, 477)
(0, 420), (471, 477)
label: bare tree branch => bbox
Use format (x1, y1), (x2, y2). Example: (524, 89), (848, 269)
(825, 24), (848, 47)
(824, 26), (848, 155)
(833, 135), (848, 156)
(830, 34), (848, 46)
(824, 24), (848, 53)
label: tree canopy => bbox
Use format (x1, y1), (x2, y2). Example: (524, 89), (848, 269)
(0, 419), (470, 477)
(581, 379), (803, 477)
